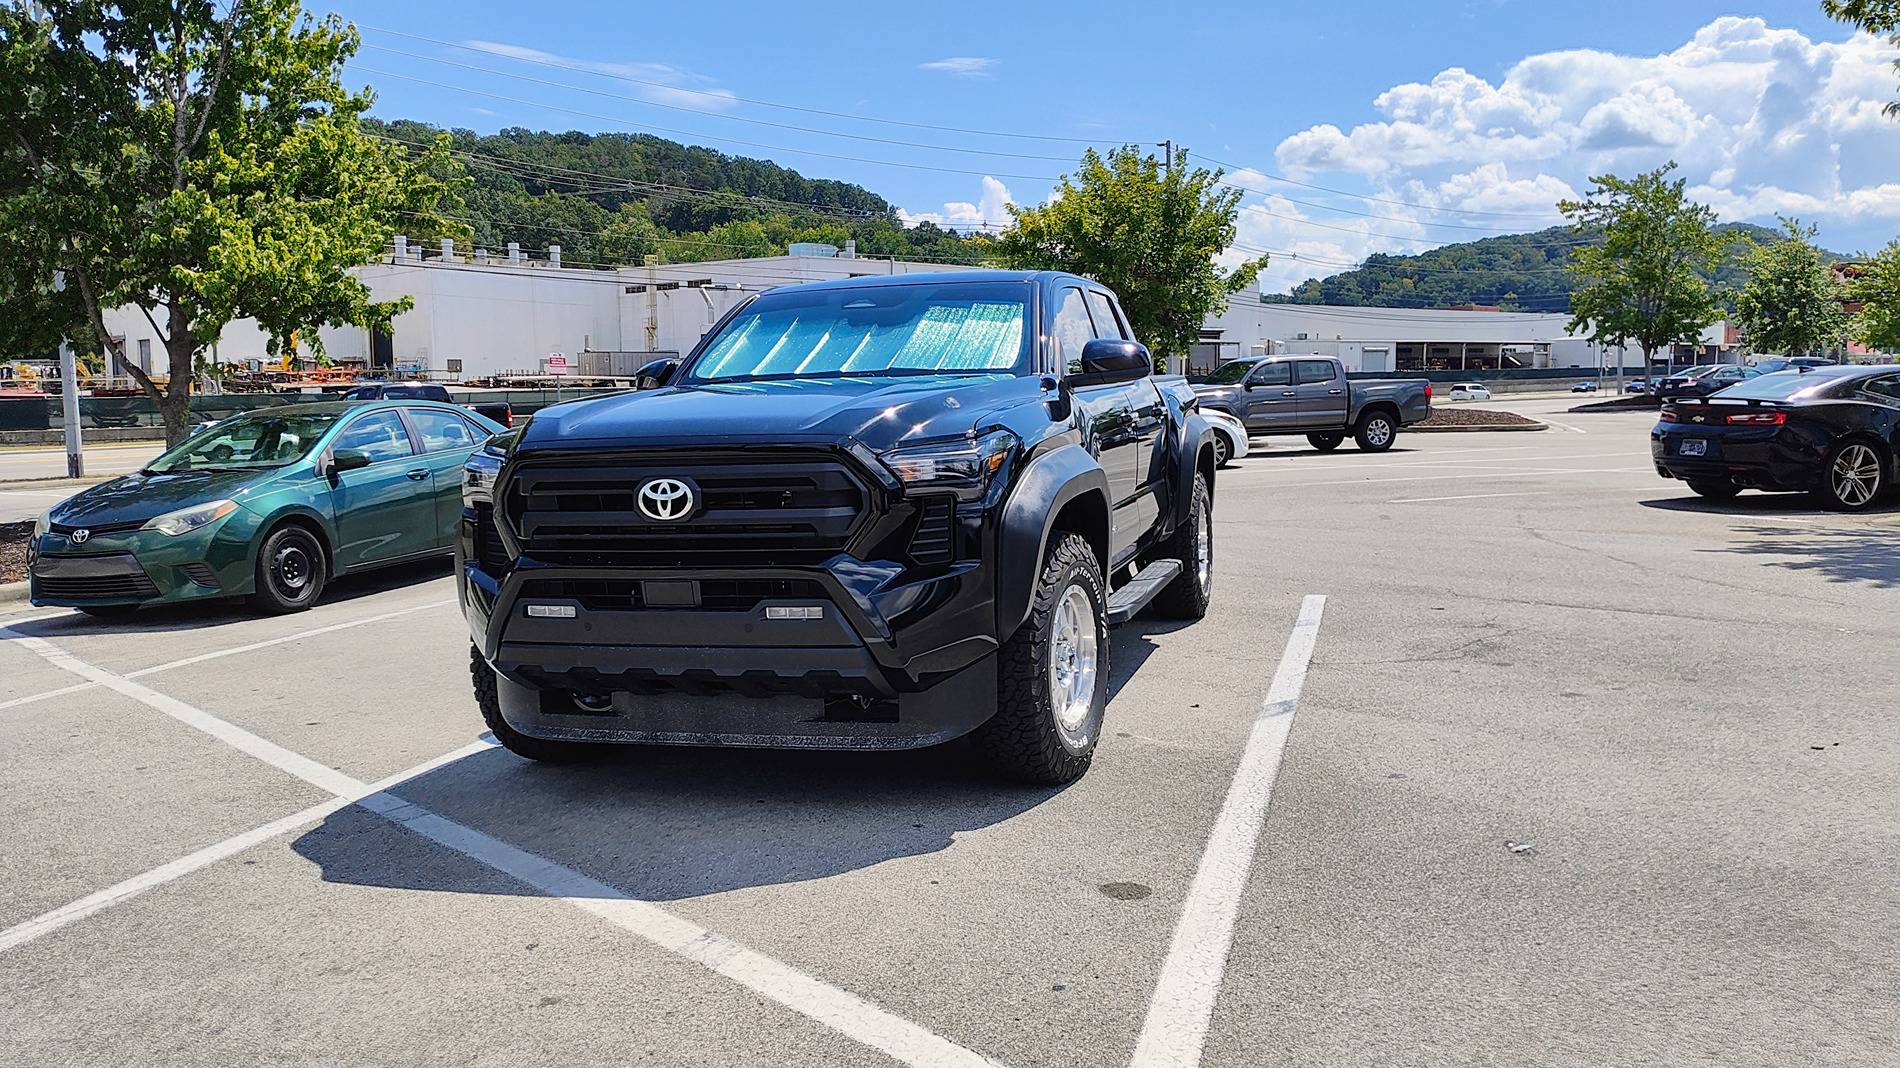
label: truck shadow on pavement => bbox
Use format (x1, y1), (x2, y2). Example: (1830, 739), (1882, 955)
(1702, 525), (1900, 588)
(290, 628), (1167, 902)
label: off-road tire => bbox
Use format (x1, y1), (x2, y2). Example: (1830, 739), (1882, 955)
(1688, 480), (1741, 500)
(470, 645), (602, 763)
(1354, 411), (1398, 452)
(1150, 474), (1213, 620)
(1307, 432), (1344, 452)
(977, 532), (1108, 785)
(249, 524), (327, 614)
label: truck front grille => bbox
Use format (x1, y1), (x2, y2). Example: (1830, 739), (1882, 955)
(518, 577), (826, 612)
(503, 451), (870, 566)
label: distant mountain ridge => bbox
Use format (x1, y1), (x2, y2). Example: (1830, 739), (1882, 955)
(1263, 222), (1850, 314)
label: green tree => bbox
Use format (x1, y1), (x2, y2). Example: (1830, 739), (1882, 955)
(1559, 163), (1724, 378)
(0, 0), (463, 444)
(1825, 1), (1900, 116)
(1734, 219), (1848, 356)
(596, 204), (664, 266)
(997, 146), (1266, 369)
(1848, 240), (1900, 352)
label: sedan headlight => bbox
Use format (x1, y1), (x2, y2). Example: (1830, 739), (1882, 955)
(143, 499), (238, 537)
(881, 429), (1018, 502)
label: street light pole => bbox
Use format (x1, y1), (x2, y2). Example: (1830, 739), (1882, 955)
(52, 271), (84, 478)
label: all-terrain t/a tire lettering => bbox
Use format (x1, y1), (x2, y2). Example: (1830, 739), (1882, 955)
(1151, 474), (1213, 620)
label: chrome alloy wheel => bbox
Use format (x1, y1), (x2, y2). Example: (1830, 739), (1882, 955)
(1196, 504), (1213, 592)
(1365, 417), (1393, 448)
(1048, 584), (1100, 745)
(1832, 443), (1882, 507)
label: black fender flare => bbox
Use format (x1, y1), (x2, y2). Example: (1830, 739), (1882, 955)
(1171, 412), (1216, 529)
(995, 443), (1111, 640)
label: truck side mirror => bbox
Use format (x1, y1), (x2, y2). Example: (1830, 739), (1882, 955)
(1064, 339), (1151, 387)
(634, 358), (679, 391)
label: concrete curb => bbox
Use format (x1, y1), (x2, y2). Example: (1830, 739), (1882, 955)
(1409, 422), (1548, 433)
(0, 581), (28, 606)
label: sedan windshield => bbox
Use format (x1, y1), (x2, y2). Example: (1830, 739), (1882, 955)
(146, 412), (341, 473)
(1198, 360), (1259, 385)
(686, 281), (1030, 383)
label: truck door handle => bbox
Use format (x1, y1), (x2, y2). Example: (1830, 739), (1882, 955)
(1328, 389), (1343, 395)
(405, 468), (429, 481)
(1281, 390), (1297, 397)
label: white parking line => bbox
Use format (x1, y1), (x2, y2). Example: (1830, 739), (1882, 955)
(1, 632), (1008, 1068)
(0, 599), (452, 711)
(1130, 594), (1327, 1068)
(1390, 491), (1548, 504)
(0, 738), (494, 953)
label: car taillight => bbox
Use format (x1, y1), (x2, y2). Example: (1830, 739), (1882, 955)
(1659, 409), (1679, 423)
(1424, 383), (1432, 400)
(1726, 411), (1786, 426)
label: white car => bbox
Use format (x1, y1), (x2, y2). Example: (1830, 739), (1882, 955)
(1448, 383), (1492, 401)
(1202, 408), (1251, 467)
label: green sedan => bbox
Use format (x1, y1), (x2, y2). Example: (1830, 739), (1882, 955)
(29, 400), (503, 616)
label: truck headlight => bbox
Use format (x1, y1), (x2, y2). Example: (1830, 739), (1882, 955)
(143, 499), (238, 537)
(464, 447), (503, 502)
(32, 509), (51, 538)
(881, 429), (1018, 501)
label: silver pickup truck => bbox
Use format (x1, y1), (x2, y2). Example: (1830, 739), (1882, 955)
(1190, 354), (1432, 452)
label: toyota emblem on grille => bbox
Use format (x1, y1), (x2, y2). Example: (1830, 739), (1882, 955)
(637, 478), (695, 521)
(70, 528), (90, 543)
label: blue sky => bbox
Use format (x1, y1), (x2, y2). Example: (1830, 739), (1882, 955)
(332, 1), (1897, 289)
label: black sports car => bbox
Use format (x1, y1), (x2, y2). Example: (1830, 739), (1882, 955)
(1652, 365), (1900, 510)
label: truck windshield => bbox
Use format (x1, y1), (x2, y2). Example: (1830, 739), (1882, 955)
(686, 281), (1031, 383)
(1198, 360), (1259, 385)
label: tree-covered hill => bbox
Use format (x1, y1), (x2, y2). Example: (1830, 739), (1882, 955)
(366, 118), (994, 269)
(1265, 222), (1846, 313)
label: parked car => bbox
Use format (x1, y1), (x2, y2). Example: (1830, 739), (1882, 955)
(1752, 356), (1839, 373)
(461, 271), (1218, 783)
(340, 382), (514, 427)
(29, 400), (503, 615)
(1572, 380), (1599, 393)
(1651, 365), (1900, 510)
(1654, 364), (1764, 401)
(1625, 379), (1650, 394)
(1191, 355), (1431, 453)
(1200, 406), (1251, 467)
(1448, 383), (1492, 401)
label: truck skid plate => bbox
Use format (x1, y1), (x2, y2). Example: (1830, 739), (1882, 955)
(1105, 559), (1183, 625)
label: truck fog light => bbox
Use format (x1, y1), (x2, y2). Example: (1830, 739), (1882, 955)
(525, 604), (577, 618)
(766, 606), (823, 620)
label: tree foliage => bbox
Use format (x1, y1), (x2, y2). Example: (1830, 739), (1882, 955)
(996, 147), (1265, 366)
(1559, 164), (1724, 367)
(1848, 240), (1900, 352)
(1734, 219), (1848, 356)
(1, 0), (462, 443)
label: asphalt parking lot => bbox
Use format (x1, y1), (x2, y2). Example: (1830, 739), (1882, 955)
(4, 406), (1897, 1067)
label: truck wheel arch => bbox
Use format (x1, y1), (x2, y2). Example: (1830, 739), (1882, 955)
(996, 443), (1110, 640)
(1171, 413), (1217, 530)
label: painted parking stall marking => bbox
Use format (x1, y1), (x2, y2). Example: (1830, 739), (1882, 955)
(1131, 594), (1327, 1068)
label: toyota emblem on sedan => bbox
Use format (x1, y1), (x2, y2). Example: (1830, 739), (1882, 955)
(70, 528), (90, 543)
(637, 478), (695, 521)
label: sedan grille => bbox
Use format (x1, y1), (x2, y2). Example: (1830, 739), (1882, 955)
(503, 451), (870, 566)
(36, 572), (159, 601)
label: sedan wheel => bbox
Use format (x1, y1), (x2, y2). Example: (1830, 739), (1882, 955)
(1821, 442), (1885, 511)
(1212, 431), (1231, 468)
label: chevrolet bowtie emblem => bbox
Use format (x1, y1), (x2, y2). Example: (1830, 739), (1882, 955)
(1691, 415), (1706, 423)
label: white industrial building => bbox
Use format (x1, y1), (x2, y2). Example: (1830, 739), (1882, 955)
(97, 240), (1734, 382)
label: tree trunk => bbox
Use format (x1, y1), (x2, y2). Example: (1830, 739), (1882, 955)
(159, 332), (198, 446)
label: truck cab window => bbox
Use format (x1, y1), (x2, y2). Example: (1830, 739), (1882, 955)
(1053, 287), (1097, 374)
(1249, 362), (1291, 387)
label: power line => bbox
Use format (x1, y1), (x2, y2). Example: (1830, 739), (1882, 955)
(1200, 154), (1568, 222)
(362, 27), (1116, 145)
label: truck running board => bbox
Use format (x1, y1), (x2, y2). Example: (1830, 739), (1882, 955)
(1105, 559), (1183, 625)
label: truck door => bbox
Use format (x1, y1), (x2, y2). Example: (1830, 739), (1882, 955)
(1087, 289), (1164, 545)
(1241, 360), (1296, 429)
(1293, 359), (1349, 428)
(1051, 286), (1141, 562)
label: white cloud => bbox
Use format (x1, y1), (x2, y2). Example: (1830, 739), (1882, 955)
(462, 40), (739, 112)
(1267, 16), (1900, 253)
(919, 57), (998, 79)
(898, 176), (1016, 231)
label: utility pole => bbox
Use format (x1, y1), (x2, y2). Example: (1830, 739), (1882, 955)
(1157, 140), (1173, 169)
(52, 271), (84, 478)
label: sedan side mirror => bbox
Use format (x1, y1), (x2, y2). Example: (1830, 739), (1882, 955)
(1064, 339), (1152, 387)
(328, 448), (371, 477)
(634, 358), (680, 391)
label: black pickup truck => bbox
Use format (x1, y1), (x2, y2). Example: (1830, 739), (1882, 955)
(460, 271), (1217, 783)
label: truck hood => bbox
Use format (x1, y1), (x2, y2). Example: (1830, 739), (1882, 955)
(518, 374), (1046, 453)
(1191, 384), (1243, 412)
